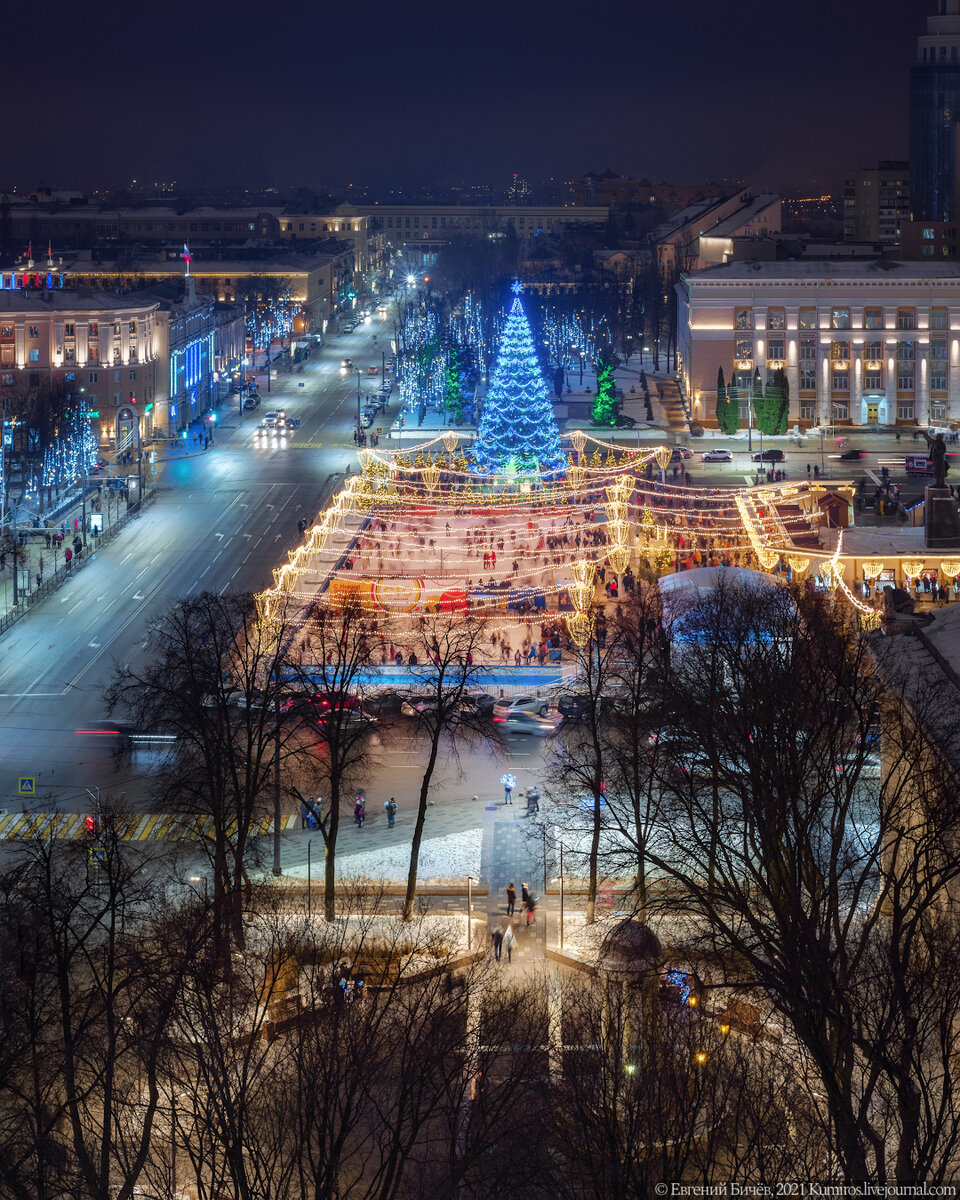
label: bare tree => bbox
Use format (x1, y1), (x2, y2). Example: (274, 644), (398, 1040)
(0, 829), (207, 1200)
(643, 577), (960, 1181)
(289, 599), (379, 921)
(397, 614), (490, 921)
(105, 591), (308, 949)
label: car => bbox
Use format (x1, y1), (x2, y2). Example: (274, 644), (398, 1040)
(839, 447), (867, 460)
(461, 691), (496, 716)
(360, 413), (374, 429)
(834, 752), (881, 779)
(283, 417), (301, 429)
(614, 414), (637, 429)
(701, 448), (733, 463)
(557, 692), (614, 719)
(498, 711), (555, 737)
(243, 396), (260, 410)
(751, 448), (785, 462)
(342, 323), (355, 333)
(363, 691), (409, 717)
(366, 366), (379, 375)
(262, 411), (280, 425)
(292, 692), (376, 727)
(400, 696), (438, 717)
(341, 358), (354, 370)
(670, 447), (693, 462)
(493, 695), (550, 719)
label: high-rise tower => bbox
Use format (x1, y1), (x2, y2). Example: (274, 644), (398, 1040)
(910, 0), (960, 222)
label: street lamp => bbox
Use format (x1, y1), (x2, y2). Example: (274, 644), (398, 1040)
(466, 875), (478, 949)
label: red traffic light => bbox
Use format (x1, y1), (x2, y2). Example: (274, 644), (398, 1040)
(84, 814), (96, 834)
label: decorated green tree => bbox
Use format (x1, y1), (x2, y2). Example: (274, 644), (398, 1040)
(473, 283), (565, 477)
(444, 347), (465, 424)
(715, 366), (740, 434)
(752, 369), (767, 434)
(770, 367), (790, 435)
(592, 349), (618, 427)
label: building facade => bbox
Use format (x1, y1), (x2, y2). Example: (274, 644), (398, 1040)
(0, 272), (160, 449)
(651, 192), (781, 271)
(843, 162), (910, 245)
(910, 0), (960, 224)
(677, 261), (960, 430)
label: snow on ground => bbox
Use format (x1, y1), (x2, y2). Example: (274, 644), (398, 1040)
(283, 827), (483, 886)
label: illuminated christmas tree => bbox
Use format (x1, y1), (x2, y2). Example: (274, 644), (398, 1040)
(473, 282), (565, 477)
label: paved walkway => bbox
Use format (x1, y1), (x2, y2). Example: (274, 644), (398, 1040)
(481, 798), (549, 969)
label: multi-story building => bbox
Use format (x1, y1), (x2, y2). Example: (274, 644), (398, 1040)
(0, 269), (161, 450)
(843, 162), (910, 245)
(342, 202), (608, 259)
(63, 248), (354, 337)
(151, 280), (245, 440)
(911, 0), (960, 225)
(651, 192), (781, 271)
(676, 260), (960, 430)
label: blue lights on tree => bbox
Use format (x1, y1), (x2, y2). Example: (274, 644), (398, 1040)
(473, 284), (564, 478)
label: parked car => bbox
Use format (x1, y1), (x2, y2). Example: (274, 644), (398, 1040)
(493, 695), (550, 719)
(461, 691), (496, 716)
(363, 691), (409, 717)
(342, 323), (355, 333)
(243, 395), (260, 410)
(614, 414), (637, 429)
(400, 696), (437, 717)
(701, 448), (733, 463)
(498, 711), (555, 737)
(751, 448), (785, 462)
(557, 692), (614, 719)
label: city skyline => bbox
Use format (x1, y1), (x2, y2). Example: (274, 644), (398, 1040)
(5, 0), (921, 196)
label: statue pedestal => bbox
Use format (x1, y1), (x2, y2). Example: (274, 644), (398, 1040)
(924, 486), (960, 549)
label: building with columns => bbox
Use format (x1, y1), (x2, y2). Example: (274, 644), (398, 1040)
(676, 260), (960, 429)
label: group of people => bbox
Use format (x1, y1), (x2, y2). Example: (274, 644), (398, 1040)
(352, 793), (399, 828)
(490, 881), (537, 962)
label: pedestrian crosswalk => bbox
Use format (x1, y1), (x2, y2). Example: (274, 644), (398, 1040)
(0, 812), (299, 842)
(290, 441), (326, 449)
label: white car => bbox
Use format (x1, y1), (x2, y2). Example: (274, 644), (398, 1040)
(701, 448), (733, 463)
(493, 695), (549, 719)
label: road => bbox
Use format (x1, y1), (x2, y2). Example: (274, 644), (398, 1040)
(0, 311), (395, 810)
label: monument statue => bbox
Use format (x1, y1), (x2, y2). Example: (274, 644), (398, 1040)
(921, 430), (949, 488)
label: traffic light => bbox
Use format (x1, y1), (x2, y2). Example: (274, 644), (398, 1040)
(84, 814), (96, 834)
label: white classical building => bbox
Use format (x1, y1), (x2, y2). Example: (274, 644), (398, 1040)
(676, 260), (960, 429)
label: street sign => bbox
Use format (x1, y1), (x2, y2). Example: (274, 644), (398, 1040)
(17, 777), (35, 796)
(83, 410), (100, 419)
(299, 382), (305, 387)
(376, 427), (383, 435)
(88, 846), (106, 867)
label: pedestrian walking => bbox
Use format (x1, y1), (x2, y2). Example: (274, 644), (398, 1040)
(354, 795), (365, 827)
(506, 882), (516, 915)
(521, 882), (531, 910)
(502, 921), (516, 963)
(525, 893), (537, 925)
(491, 926), (503, 961)
(385, 796), (397, 827)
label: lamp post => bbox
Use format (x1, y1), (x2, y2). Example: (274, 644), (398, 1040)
(466, 876), (476, 950)
(306, 838), (312, 918)
(559, 843), (565, 950)
(273, 688), (282, 876)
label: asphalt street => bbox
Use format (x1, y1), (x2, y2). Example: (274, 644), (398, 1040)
(0, 312), (395, 812)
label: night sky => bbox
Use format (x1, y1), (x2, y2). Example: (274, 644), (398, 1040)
(7, 0), (923, 194)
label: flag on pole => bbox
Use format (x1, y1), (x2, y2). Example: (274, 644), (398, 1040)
(182, 243), (193, 263)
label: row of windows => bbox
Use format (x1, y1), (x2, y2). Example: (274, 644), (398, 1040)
(0, 321), (141, 339)
(120, 221), (257, 234)
(736, 338), (946, 362)
(734, 307), (949, 331)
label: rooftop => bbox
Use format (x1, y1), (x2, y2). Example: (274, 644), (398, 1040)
(688, 260), (960, 282)
(0, 289), (157, 313)
(698, 193), (781, 239)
